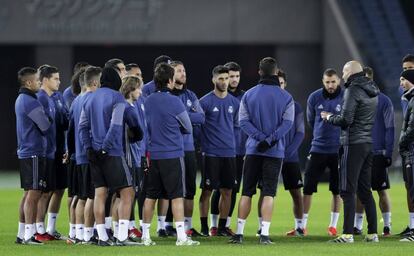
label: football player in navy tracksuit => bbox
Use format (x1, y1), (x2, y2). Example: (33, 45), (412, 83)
(170, 61), (205, 236)
(15, 67), (52, 245)
(67, 66), (102, 244)
(198, 65), (240, 237)
(302, 69), (344, 236)
(34, 66), (61, 242)
(79, 67), (142, 246)
(230, 57), (294, 245)
(257, 70), (305, 237)
(209, 62), (246, 236)
(118, 75), (145, 241)
(141, 63), (199, 246)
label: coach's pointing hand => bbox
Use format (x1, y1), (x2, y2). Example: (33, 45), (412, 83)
(321, 111), (333, 121)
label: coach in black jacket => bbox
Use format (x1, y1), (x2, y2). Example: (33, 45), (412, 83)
(399, 70), (414, 237)
(321, 61), (379, 243)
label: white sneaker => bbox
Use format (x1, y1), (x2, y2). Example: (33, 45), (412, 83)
(329, 234), (354, 243)
(400, 234), (414, 242)
(141, 238), (156, 246)
(364, 234), (379, 242)
(176, 238), (200, 246)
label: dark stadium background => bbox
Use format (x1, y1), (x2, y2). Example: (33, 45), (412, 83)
(1, 0), (413, 171)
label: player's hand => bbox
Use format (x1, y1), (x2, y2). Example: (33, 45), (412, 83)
(257, 140), (272, 153)
(86, 148), (97, 163)
(321, 111), (332, 121)
(96, 149), (107, 161)
(384, 157), (392, 167)
(62, 152), (68, 164)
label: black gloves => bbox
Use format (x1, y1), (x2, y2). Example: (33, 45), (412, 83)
(86, 148), (107, 163)
(399, 144), (410, 158)
(257, 140), (275, 153)
(86, 148), (97, 163)
(384, 157), (392, 167)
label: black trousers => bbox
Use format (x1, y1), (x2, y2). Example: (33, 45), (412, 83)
(339, 143), (377, 234)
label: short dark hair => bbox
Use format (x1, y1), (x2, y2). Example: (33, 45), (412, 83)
(277, 69), (287, 82)
(402, 54), (414, 64)
(259, 57), (278, 76)
(154, 55), (172, 70)
(17, 67), (37, 87)
(84, 66), (102, 86)
(105, 58), (124, 71)
(224, 62), (241, 72)
(71, 69), (84, 95)
(38, 65), (59, 81)
(73, 61), (89, 74)
(364, 66), (374, 80)
(212, 65), (229, 77)
(170, 60), (184, 68)
(154, 63), (175, 90)
(323, 68), (338, 77)
(125, 63), (140, 71)
(79, 70), (86, 87)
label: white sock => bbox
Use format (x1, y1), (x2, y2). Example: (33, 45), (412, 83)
(142, 223), (151, 239)
(210, 214), (219, 228)
(184, 217), (192, 231)
(31, 224), (36, 237)
(118, 219), (129, 242)
(226, 217), (231, 228)
(382, 212), (391, 228)
(302, 214), (308, 229)
(24, 224), (34, 241)
(46, 212), (58, 235)
(69, 223), (76, 238)
(97, 224), (109, 241)
(295, 218), (303, 229)
(104, 217), (112, 229)
(36, 222), (45, 234)
(261, 221), (271, 236)
(75, 224), (84, 240)
(112, 221), (119, 238)
(84, 227), (93, 242)
(329, 212), (340, 228)
(355, 213), (364, 230)
(258, 217), (262, 229)
(236, 218), (246, 235)
(129, 220), (136, 230)
(409, 212), (414, 229)
(157, 216), (166, 231)
(176, 221), (187, 241)
(17, 222), (25, 239)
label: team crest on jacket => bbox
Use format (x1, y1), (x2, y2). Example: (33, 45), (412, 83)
(228, 106), (233, 114)
(187, 99), (192, 107)
(335, 104), (341, 112)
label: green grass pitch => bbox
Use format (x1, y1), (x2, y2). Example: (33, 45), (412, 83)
(0, 173), (412, 256)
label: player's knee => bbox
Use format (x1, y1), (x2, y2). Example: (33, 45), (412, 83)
(220, 188), (232, 197)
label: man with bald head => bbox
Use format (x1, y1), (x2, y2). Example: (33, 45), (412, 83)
(321, 61), (380, 243)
